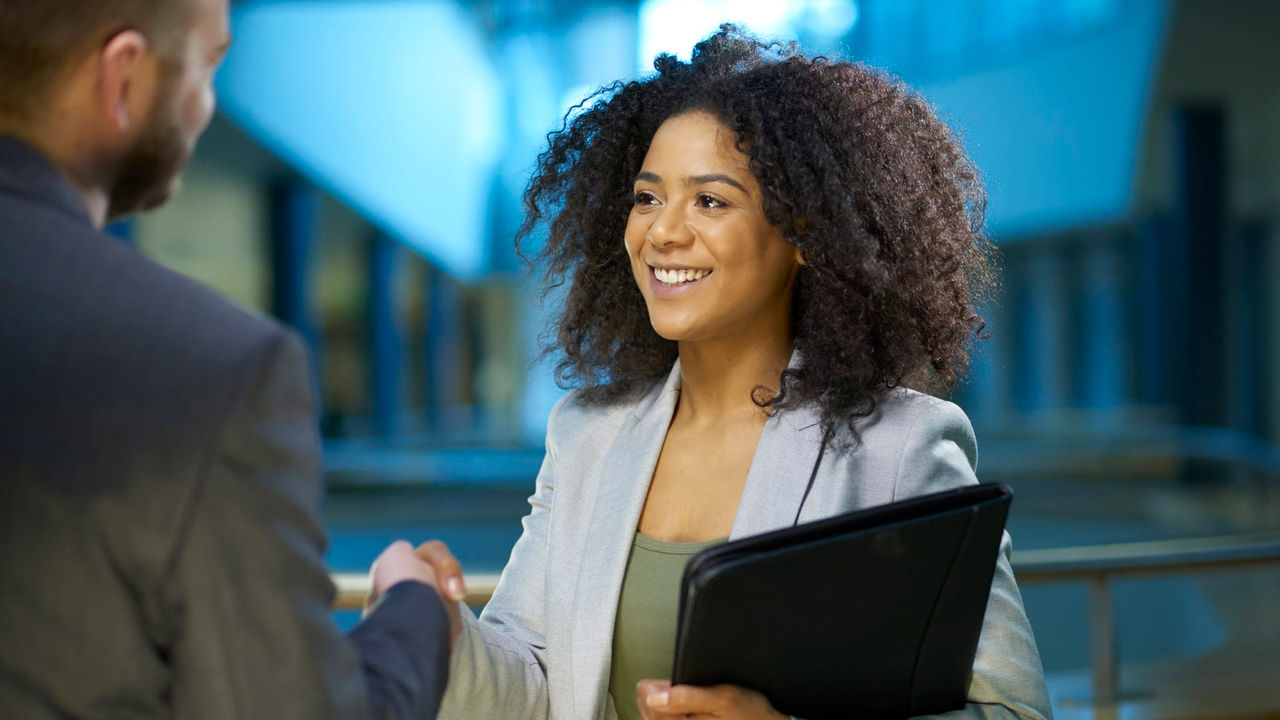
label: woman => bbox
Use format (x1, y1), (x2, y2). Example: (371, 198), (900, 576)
(433, 25), (1051, 720)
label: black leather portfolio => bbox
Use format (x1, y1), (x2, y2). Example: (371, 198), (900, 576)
(671, 483), (1013, 720)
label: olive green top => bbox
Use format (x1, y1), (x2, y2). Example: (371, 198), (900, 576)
(608, 533), (727, 720)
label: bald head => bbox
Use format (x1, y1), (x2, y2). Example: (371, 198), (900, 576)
(0, 0), (199, 122)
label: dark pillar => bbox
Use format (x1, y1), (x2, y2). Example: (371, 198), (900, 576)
(424, 264), (464, 433)
(1173, 105), (1227, 428)
(367, 233), (404, 439)
(1227, 221), (1268, 434)
(270, 182), (320, 351)
(1132, 215), (1175, 407)
(1011, 242), (1068, 414)
(1075, 238), (1125, 414)
(269, 182), (323, 419)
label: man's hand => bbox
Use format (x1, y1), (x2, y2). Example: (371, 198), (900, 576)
(636, 679), (788, 720)
(365, 540), (467, 648)
(369, 540), (439, 600)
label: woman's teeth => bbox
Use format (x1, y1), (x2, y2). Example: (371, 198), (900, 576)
(654, 267), (708, 284)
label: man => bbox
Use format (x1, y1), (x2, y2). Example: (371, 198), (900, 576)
(0, 0), (462, 717)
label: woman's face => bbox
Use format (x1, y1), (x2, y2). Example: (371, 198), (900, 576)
(625, 111), (803, 346)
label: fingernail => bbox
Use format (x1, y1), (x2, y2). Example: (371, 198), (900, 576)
(647, 691), (669, 708)
(448, 577), (466, 601)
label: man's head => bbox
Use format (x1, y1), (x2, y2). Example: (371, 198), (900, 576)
(0, 0), (231, 224)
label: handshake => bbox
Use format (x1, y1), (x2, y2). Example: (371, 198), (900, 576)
(367, 540), (467, 646)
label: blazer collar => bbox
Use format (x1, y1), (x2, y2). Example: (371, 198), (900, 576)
(626, 358), (683, 420)
(730, 348), (826, 537)
(571, 361), (681, 718)
(0, 135), (93, 227)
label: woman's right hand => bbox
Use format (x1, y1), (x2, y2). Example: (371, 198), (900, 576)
(414, 539), (467, 647)
(365, 539), (468, 648)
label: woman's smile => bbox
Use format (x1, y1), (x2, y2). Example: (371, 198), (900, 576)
(649, 265), (713, 298)
(652, 266), (710, 284)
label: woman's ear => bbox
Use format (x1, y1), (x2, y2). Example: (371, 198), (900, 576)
(790, 217), (809, 266)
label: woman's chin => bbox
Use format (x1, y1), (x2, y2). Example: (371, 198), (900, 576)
(647, 318), (700, 343)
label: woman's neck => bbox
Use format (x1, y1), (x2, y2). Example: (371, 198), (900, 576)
(674, 333), (793, 425)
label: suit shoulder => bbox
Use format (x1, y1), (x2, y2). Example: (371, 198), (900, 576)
(878, 386), (950, 409)
(545, 389), (615, 438)
(113, 263), (298, 408)
(840, 388), (975, 456)
(0, 214), (302, 434)
(12, 212), (287, 369)
(542, 383), (659, 457)
(869, 387), (970, 428)
(109, 243), (283, 359)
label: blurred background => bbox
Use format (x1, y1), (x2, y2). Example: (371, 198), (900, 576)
(115, 0), (1279, 717)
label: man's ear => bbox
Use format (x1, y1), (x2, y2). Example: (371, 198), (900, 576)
(95, 29), (156, 134)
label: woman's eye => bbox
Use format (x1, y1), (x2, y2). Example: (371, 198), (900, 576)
(696, 193), (727, 209)
(633, 190), (658, 206)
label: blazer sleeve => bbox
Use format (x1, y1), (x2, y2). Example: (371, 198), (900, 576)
(163, 330), (450, 720)
(435, 400), (567, 720)
(891, 398), (1054, 720)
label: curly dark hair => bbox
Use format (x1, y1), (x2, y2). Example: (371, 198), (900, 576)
(519, 24), (996, 440)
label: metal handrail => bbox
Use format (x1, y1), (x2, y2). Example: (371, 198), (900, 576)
(331, 531), (1280, 608)
(332, 571), (500, 611)
(1013, 530), (1280, 581)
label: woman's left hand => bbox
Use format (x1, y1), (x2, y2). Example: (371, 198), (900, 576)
(635, 679), (788, 719)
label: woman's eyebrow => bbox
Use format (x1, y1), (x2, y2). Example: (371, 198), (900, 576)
(689, 173), (748, 194)
(633, 171), (748, 195)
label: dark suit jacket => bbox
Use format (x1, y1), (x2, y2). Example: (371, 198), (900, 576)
(0, 136), (449, 719)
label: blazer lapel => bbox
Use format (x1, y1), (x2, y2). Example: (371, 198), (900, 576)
(569, 362), (682, 719)
(729, 400), (826, 539)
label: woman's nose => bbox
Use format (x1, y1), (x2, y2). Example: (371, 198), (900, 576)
(646, 206), (692, 248)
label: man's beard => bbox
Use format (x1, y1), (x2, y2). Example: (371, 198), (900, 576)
(105, 94), (192, 220)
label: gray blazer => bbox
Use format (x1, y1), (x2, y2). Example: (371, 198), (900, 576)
(0, 135), (449, 719)
(439, 360), (1052, 720)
